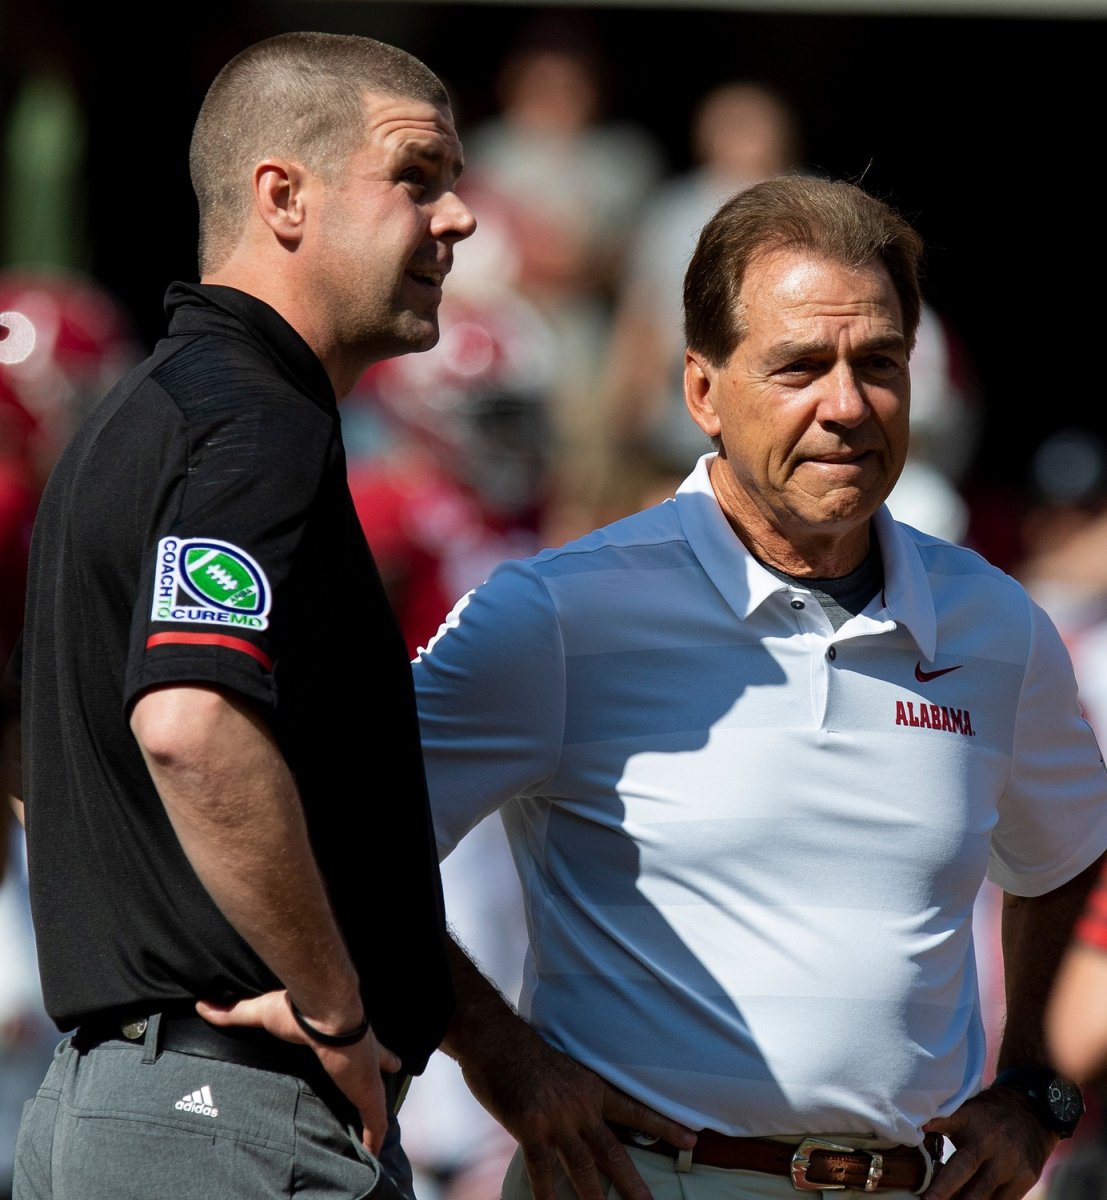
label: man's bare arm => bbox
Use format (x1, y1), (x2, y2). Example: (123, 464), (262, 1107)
(129, 682), (400, 1152)
(441, 935), (695, 1200)
(922, 855), (1105, 1200)
(1046, 870), (1107, 1083)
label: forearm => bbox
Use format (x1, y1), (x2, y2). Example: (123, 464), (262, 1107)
(999, 854), (1106, 1069)
(441, 934), (540, 1070)
(919, 865), (1106, 1200)
(440, 933), (695, 1200)
(131, 684), (362, 1030)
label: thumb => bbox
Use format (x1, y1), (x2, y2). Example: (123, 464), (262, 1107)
(377, 1042), (402, 1074)
(921, 1115), (956, 1137)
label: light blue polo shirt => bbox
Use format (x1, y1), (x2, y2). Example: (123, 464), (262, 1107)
(413, 454), (1107, 1144)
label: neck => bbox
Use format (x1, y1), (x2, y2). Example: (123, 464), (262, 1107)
(708, 456), (873, 579)
(203, 263), (359, 400)
(731, 521), (871, 578)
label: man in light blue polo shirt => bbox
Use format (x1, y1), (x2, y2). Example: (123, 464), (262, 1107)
(414, 176), (1107, 1200)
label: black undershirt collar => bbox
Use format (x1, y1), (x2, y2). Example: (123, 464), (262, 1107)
(760, 539), (885, 631)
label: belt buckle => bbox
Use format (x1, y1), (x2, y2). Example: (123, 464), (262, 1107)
(790, 1138), (884, 1193)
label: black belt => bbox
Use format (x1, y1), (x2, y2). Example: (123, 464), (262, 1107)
(614, 1127), (944, 1192)
(72, 1009), (373, 1125)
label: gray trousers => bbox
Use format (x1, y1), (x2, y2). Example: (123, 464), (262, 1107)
(13, 1026), (415, 1200)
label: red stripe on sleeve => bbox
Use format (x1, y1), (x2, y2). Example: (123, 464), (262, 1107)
(146, 631), (273, 671)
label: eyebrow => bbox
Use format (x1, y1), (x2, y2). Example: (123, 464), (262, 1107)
(768, 332), (907, 366)
(402, 138), (465, 186)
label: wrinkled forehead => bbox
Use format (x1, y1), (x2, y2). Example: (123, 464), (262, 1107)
(358, 89), (464, 168)
(359, 89), (459, 138)
(736, 248), (904, 335)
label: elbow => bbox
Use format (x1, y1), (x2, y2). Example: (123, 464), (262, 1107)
(129, 684), (235, 769)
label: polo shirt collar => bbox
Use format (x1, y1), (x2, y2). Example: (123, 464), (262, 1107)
(675, 453), (938, 658)
(871, 506), (938, 660)
(674, 454), (792, 621)
(164, 281), (337, 411)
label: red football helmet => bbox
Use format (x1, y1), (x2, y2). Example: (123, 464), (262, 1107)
(0, 269), (142, 470)
(347, 290), (558, 518)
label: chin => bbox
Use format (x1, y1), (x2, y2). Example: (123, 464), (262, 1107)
(379, 320), (439, 360)
(402, 311), (440, 351)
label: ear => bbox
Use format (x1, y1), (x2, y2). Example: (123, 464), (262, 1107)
(684, 350), (721, 438)
(253, 159), (309, 246)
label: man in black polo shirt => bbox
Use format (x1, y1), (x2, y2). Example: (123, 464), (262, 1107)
(9, 30), (475, 1199)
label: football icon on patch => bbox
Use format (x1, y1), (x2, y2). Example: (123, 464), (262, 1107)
(183, 547), (267, 614)
(181, 543), (267, 614)
(151, 536), (271, 629)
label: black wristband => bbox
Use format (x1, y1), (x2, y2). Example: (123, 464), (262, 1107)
(288, 998), (370, 1047)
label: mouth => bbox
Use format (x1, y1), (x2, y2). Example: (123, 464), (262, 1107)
(807, 450), (869, 465)
(408, 268), (446, 288)
(797, 449), (879, 480)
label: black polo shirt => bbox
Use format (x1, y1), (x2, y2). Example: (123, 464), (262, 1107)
(18, 282), (452, 1073)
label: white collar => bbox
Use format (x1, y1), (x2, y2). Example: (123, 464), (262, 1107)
(674, 453), (937, 658)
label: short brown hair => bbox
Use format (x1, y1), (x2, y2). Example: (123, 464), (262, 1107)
(190, 31), (449, 273)
(684, 176), (924, 367)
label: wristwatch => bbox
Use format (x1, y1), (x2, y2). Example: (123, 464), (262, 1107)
(992, 1066), (1085, 1138)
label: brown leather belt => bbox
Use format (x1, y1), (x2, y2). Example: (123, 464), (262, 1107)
(614, 1127), (944, 1192)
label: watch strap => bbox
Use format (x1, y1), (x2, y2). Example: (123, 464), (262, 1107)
(992, 1066), (1084, 1138)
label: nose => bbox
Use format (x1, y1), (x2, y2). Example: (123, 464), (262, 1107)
(431, 190), (477, 242)
(817, 364), (869, 428)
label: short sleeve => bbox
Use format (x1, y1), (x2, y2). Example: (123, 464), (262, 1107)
(988, 599), (1107, 895)
(123, 389), (333, 714)
(412, 558), (566, 860)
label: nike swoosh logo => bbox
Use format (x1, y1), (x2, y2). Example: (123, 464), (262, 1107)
(915, 661), (963, 683)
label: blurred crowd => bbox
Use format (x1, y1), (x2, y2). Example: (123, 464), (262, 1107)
(3, 16), (1107, 1200)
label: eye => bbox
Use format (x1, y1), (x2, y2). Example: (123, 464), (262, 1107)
(399, 166), (428, 195)
(774, 358), (822, 382)
(863, 354), (905, 379)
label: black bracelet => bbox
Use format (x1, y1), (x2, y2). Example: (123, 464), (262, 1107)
(288, 998), (370, 1047)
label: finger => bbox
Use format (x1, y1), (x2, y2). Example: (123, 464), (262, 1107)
(355, 1075), (391, 1156)
(602, 1088), (696, 1150)
(557, 1138), (615, 1200)
(377, 1043), (402, 1074)
(195, 996), (264, 1028)
(522, 1146), (558, 1200)
(584, 1132), (655, 1200)
(360, 1116), (385, 1155)
(921, 1116), (957, 1138)
(922, 1145), (981, 1200)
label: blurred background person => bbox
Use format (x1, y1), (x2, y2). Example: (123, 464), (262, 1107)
(0, 806), (55, 1200)
(1044, 855), (1107, 1200)
(598, 80), (803, 520)
(343, 284), (560, 659)
(0, 270), (142, 481)
(1015, 427), (1107, 739)
(883, 301), (982, 547)
(343, 275), (555, 1200)
(1011, 429), (1107, 1200)
(458, 16), (666, 543)
(0, 274), (141, 1199)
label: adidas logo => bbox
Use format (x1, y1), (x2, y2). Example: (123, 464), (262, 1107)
(174, 1085), (219, 1117)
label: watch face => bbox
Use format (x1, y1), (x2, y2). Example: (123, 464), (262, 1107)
(1048, 1079), (1085, 1126)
